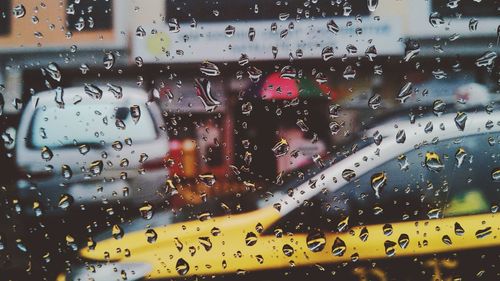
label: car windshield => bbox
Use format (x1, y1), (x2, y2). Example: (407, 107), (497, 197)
(29, 103), (157, 148)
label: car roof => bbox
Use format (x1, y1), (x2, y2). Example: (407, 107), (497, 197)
(30, 86), (150, 107)
(268, 110), (500, 215)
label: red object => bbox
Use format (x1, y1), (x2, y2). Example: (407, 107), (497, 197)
(260, 73), (299, 100)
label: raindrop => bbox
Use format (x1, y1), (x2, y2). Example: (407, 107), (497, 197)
(41, 146), (53, 161)
(248, 27), (256, 41)
(43, 63), (62, 82)
(368, 94), (382, 109)
(139, 203), (154, 220)
(398, 234), (409, 249)
(194, 78), (221, 112)
(359, 227), (369, 242)
(168, 18), (180, 33)
(198, 173), (216, 187)
(272, 138), (289, 157)
(425, 152), (444, 173)
(112, 224), (124, 239)
(475, 227), (491, 239)
(12, 4), (26, 18)
(455, 148), (467, 168)
(396, 130), (406, 144)
(442, 235), (452, 245)
(454, 112), (467, 131)
(367, 0), (378, 12)
(306, 230), (326, 252)
(342, 169), (356, 182)
(199, 237), (212, 251)
(200, 61), (221, 76)
(176, 258), (190, 275)
(384, 240), (397, 257)
(365, 45), (377, 61)
(58, 194), (73, 210)
(371, 172), (387, 198)
(225, 25), (235, 37)
(90, 160), (103, 175)
(429, 12), (444, 27)
(103, 52), (115, 70)
(492, 168), (500, 182)
(469, 18), (478, 31)
(331, 238), (346, 256)
(454, 222), (465, 236)
(145, 229), (157, 243)
(84, 84), (103, 100)
(245, 232), (257, 246)
(432, 100), (446, 115)
(327, 20), (339, 34)
(322, 46), (334, 61)
(130, 105), (141, 124)
(135, 26), (146, 37)
(475, 51), (497, 68)
(61, 165), (72, 179)
(396, 82), (413, 103)
(382, 224), (393, 236)
(282, 244), (294, 257)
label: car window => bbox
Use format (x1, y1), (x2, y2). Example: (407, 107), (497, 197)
(444, 132), (500, 217)
(29, 103), (157, 148)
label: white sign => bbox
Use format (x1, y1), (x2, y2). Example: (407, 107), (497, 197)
(133, 17), (403, 63)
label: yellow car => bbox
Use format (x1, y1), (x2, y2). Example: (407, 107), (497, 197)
(58, 111), (500, 280)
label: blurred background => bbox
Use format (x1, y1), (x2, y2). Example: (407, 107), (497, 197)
(0, 0), (498, 280)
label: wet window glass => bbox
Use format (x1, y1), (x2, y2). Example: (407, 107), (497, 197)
(1, 0), (499, 280)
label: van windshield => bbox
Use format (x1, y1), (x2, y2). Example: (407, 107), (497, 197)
(29, 103), (157, 148)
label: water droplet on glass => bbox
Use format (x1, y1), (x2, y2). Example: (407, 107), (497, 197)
(429, 12), (444, 27)
(342, 169), (356, 182)
(331, 237), (346, 256)
(61, 164), (72, 179)
(455, 148), (467, 168)
(396, 82), (413, 103)
(272, 138), (289, 157)
(144, 229), (157, 243)
(442, 235), (452, 245)
(225, 25), (235, 37)
(130, 105), (141, 124)
(90, 160), (103, 175)
(327, 20), (339, 34)
(322, 46), (335, 61)
(432, 100), (446, 115)
(84, 84), (103, 100)
(453, 222), (465, 236)
(475, 227), (491, 239)
(248, 27), (256, 41)
(383, 224), (393, 236)
(475, 51), (497, 68)
(306, 230), (326, 252)
(469, 18), (479, 31)
(384, 240), (397, 257)
(198, 173), (216, 187)
(58, 194), (73, 210)
(12, 4), (26, 18)
(43, 62), (62, 82)
(200, 61), (221, 77)
(41, 146), (53, 161)
(398, 234), (409, 249)
(371, 172), (387, 198)
(425, 152), (444, 173)
(103, 52), (115, 70)
(139, 203), (154, 220)
(112, 224), (124, 240)
(491, 168), (500, 182)
(135, 26), (146, 37)
(367, 0), (378, 12)
(427, 208), (441, 219)
(454, 112), (467, 131)
(176, 258), (190, 275)
(245, 232), (257, 246)
(282, 244), (294, 257)
(194, 78), (221, 112)
(359, 227), (369, 242)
